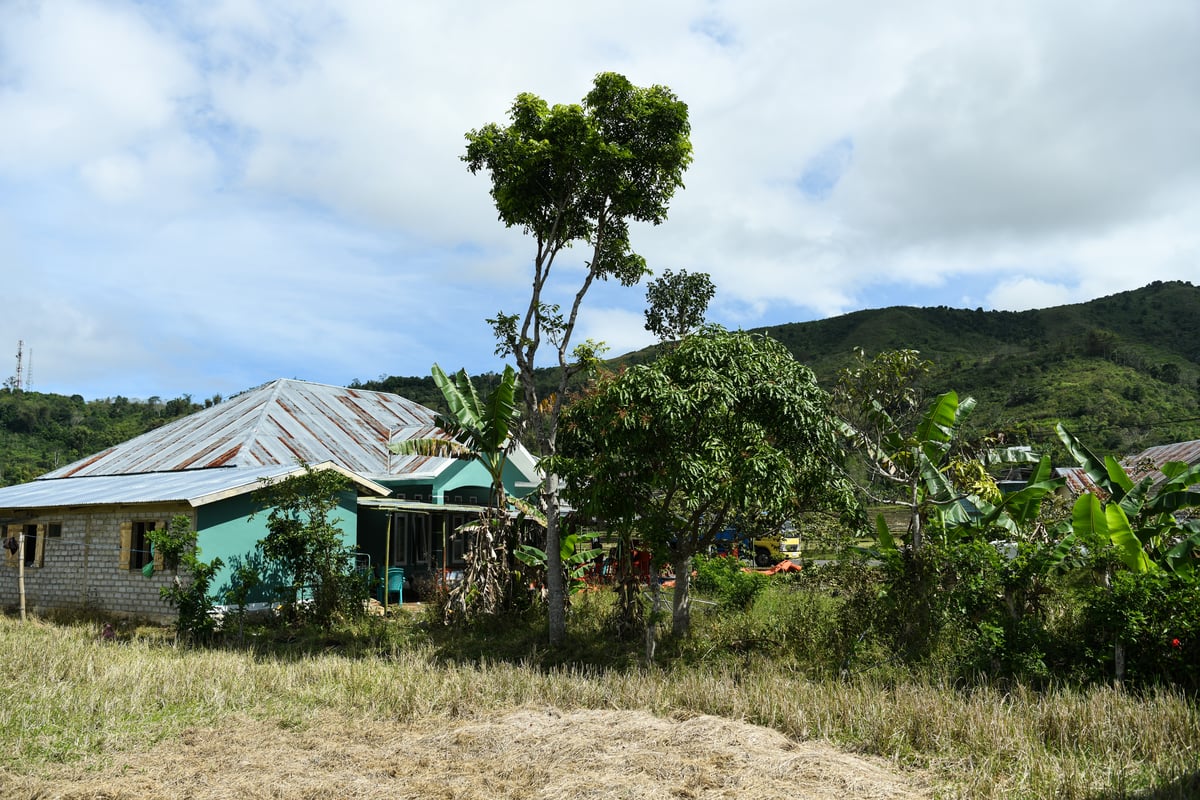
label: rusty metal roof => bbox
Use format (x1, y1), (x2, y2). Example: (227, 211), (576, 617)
(1055, 467), (1100, 496)
(1055, 439), (1200, 497)
(40, 379), (455, 482)
(1123, 438), (1200, 490)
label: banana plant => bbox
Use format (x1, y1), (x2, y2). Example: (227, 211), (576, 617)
(842, 387), (1038, 550)
(391, 363), (520, 509)
(1056, 424), (1200, 576)
(515, 532), (603, 595)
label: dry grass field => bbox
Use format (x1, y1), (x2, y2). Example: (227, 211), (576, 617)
(4, 708), (929, 799)
(1, 608), (1196, 800)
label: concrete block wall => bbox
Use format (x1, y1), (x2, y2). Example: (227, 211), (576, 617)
(1, 503), (193, 622)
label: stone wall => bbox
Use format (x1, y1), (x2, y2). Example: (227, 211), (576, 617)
(1, 503), (194, 622)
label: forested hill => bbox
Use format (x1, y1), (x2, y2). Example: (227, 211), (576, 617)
(1, 281), (1197, 487)
(761, 279), (1200, 452)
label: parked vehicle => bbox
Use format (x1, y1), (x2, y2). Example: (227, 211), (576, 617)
(712, 527), (783, 568)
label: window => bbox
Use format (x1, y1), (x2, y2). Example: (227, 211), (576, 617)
(22, 524), (41, 568)
(120, 520), (161, 571)
(47, 523), (62, 538)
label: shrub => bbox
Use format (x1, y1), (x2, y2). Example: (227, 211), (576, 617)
(1080, 570), (1200, 690)
(692, 554), (767, 610)
(146, 515), (223, 644)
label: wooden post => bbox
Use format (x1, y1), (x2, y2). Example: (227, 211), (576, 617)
(383, 514), (392, 611)
(18, 531), (26, 623)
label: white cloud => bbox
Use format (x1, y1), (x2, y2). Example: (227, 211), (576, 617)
(0, 0), (1197, 400)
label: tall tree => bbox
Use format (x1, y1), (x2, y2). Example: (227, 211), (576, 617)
(464, 72), (692, 644)
(554, 326), (857, 637)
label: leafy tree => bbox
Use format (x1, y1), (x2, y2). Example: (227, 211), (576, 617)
(555, 325), (857, 637)
(391, 364), (523, 621)
(835, 349), (1033, 549)
(253, 465), (364, 629)
(146, 514), (224, 644)
(643, 269), (715, 343)
(464, 71), (693, 645)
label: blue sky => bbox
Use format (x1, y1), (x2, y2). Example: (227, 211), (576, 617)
(2, 1), (1197, 401)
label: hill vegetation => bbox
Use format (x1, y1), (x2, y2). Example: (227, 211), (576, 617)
(2, 280), (1197, 486)
(763, 279), (1200, 454)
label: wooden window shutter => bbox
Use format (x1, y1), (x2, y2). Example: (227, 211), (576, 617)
(33, 524), (45, 567)
(153, 520), (166, 571)
(3, 525), (15, 568)
(119, 522), (132, 569)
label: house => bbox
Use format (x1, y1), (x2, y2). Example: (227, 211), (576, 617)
(0, 379), (540, 620)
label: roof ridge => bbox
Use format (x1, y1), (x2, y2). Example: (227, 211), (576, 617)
(241, 379), (287, 461)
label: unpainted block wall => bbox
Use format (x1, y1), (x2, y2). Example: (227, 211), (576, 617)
(1, 503), (194, 622)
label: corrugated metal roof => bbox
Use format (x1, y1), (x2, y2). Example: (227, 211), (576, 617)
(0, 463), (388, 512)
(40, 379), (455, 481)
(1055, 439), (1200, 497)
(1123, 438), (1200, 490)
(1055, 467), (1100, 496)
(0, 463), (379, 512)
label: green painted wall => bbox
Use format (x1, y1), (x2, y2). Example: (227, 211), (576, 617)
(195, 489), (358, 606)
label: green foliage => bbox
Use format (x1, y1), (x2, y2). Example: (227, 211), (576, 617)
(555, 325), (858, 635)
(692, 554), (767, 610)
(0, 389), (204, 486)
(145, 515), (224, 644)
(643, 268), (715, 342)
(514, 532), (602, 595)
(253, 465), (365, 630)
(1080, 570), (1200, 691)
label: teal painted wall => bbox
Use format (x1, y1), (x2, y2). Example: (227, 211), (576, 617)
(195, 489), (358, 606)
(388, 459), (537, 504)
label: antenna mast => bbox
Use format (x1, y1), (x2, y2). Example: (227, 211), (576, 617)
(14, 340), (22, 390)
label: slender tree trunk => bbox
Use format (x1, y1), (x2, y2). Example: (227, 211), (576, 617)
(670, 552), (692, 638)
(909, 481), (923, 551)
(544, 473), (566, 645)
(18, 533), (27, 623)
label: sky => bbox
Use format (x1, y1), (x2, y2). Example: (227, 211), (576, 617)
(1, 1), (1197, 402)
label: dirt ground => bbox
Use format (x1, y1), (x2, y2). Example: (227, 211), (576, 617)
(4, 708), (931, 799)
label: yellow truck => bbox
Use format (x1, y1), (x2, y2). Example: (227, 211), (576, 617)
(713, 527), (786, 567)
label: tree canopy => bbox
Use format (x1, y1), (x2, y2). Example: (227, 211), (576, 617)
(555, 325), (858, 636)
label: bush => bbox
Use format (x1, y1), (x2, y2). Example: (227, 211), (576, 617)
(692, 554), (767, 610)
(1080, 570), (1200, 690)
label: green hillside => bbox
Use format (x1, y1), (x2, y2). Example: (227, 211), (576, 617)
(760, 279), (1200, 453)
